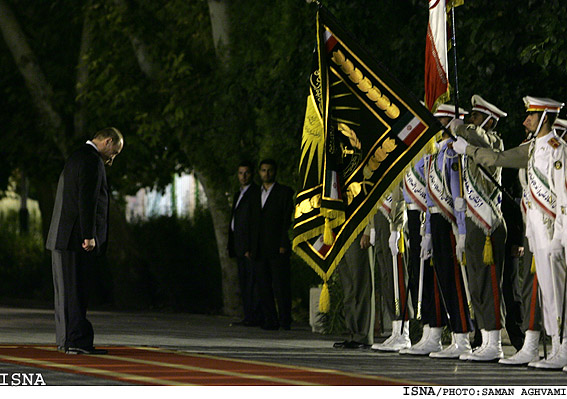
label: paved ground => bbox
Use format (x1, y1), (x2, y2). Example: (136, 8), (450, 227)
(1, 306), (567, 388)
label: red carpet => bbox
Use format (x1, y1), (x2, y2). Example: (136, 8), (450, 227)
(0, 345), (411, 386)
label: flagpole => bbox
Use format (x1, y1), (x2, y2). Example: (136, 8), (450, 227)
(450, 5), (460, 117)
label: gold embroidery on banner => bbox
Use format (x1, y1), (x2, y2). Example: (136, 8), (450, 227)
(331, 49), (400, 120)
(294, 194), (322, 219)
(363, 138), (397, 179)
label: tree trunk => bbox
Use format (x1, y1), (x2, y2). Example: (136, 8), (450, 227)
(207, 0), (231, 63)
(111, 1), (242, 316)
(113, 0), (160, 79)
(74, 0), (94, 138)
(0, 0), (67, 158)
(195, 170), (241, 317)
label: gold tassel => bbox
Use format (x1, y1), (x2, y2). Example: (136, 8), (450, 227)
(319, 282), (330, 313)
(531, 256), (536, 274)
(399, 230), (405, 254)
(462, 251), (466, 266)
(482, 235), (494, 265)
(323, 217), (333, 245)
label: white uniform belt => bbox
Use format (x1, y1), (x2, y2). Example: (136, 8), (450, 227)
(407, 203), (422, 211)
(429, 206), (440, 214)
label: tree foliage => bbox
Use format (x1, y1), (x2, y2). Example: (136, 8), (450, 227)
(2, 0), (567, 311)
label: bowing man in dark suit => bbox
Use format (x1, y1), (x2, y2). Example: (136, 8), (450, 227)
(228, 161), (262, 326)
(250, 159), (294, 330)
(46, 127), (123, 355)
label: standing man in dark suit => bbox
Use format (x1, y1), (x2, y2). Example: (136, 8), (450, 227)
(250, 159), (294, 330)
(46, 127), (123, 355)
(228, 161), (262, 326)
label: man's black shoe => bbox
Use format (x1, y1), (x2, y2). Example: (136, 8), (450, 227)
(342, 341), (370, 349)
(66, 346), (108, 355)
(333, 340), (350, 349)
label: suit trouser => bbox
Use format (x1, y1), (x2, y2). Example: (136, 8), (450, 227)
(374, 212), (412, 322)
(253, 255), (291, 328)
(430, 214), (473, 333)
(339, 231), (374, 345)
(465, 218), (506, 331)
(51, 249), (95, 349)
(237, 255), (262, 323)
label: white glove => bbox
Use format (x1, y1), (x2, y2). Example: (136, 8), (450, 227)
(420, 234), (432, 259)
(550, 238), (565, 264)
(452, 136), (469, 155)
(449, 118), (464, 134)
(454, 197), (466, 212)
(389, 231), (400, 257)
(455, 234), (466, 263)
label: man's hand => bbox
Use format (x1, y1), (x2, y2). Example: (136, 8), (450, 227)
(550, 238), (565, 264)
(420, 234), (432, 259)
(452, 137), (469, 155)
(448, 118), (464, 134)
(82, 238), (96, 252)
(510, 245), (524, 258)
(360, 234), (371, 249)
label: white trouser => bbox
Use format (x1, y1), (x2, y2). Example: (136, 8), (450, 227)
(556, 243), (567, 338)
(526, 207), (556, 336)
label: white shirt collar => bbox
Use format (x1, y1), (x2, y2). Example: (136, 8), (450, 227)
(86, 140), (100, 152)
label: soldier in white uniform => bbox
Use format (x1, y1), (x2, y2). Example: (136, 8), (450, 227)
(546, 118), (567, 370)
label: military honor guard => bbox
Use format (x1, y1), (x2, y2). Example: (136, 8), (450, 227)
(549, 119), (567, 372)
(372, 194), (412, 352)
(452, 95), (508, 362)
(397, 104), (462, 355)
(422, 105), (474, 359)
(454, 96), (565, 367)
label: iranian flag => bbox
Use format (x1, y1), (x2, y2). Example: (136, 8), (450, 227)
(395, 112), (427, 147)
(424, 0), (449, 111)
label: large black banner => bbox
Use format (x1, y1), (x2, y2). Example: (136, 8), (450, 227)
(292, 7), (443, 293)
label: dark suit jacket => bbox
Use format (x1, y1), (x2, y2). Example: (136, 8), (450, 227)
(228, 183), (259, 258)
(250, 182), (294, 260)
(46, 144), (109, 254)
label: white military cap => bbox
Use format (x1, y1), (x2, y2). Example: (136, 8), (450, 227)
(471, 95), (507, 121)
(553, 118), (567, 144)
(523, 96), (564, 113)
(553, 118), (567, 132)
(434, 103), (468, 119)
